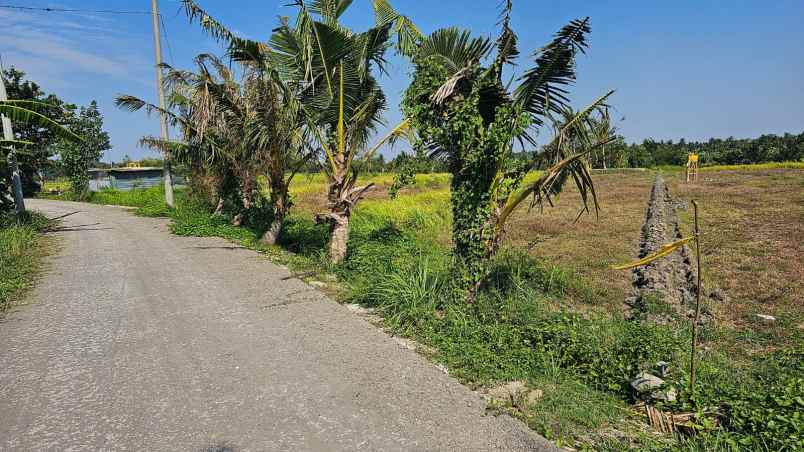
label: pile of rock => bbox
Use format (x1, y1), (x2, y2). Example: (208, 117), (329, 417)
(631, 371), (676, 403)
(486, 381), (544, 409)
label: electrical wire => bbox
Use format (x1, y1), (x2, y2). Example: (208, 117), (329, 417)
(0, 4), (152, 15)
(159, 15), (176, 66)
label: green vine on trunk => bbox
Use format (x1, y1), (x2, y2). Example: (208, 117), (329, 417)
(401, 7), (614, 298)
(403, 58), (530, 292)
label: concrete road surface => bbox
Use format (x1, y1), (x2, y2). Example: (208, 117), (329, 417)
(0, 200), (555, 451)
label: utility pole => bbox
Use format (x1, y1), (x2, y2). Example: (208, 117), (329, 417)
(150, 0), (174, 207)
(0, 73), (26, 216)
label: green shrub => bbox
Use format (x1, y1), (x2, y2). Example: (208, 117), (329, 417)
(170, 198), (256, 244)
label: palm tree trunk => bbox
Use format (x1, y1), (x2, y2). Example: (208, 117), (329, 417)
(212, 196), (225, 216)
(231, 172), (254, 227)
(260, 214), (284, 245)
(260, 174), (290, 245)
(328, 211), (350, 264)
(232, 189), (252, 226)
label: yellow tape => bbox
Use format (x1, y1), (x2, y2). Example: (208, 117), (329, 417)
(612, 236), (695, 270)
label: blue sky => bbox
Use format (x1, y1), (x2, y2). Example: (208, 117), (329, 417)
(2, 0), (803, 162)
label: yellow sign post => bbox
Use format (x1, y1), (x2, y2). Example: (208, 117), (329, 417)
(686, 153), (699, 183)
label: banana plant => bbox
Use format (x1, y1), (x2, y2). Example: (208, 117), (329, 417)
(1, 99), (81, 214)
(0, 100), (81, 147)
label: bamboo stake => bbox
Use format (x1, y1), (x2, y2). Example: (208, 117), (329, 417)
(690, 200), (702, 395)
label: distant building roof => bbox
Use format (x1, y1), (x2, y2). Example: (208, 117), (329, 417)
(89, 167), (163, 173)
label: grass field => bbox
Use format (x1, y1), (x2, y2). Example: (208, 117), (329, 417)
(52, 165), (804, 450)
(0, 212), (52, 311)
(668, 169), (804, 351)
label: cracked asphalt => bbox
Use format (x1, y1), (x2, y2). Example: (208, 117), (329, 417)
(0, 200), (555, 451)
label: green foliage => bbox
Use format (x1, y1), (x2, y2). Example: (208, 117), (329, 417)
(398, 2), (618, 297)
(1, 67), (70, 198)
(0, 211), (50, 310)
(721, 349), (804, 450)
(402, 11), (613, 293)
(54, 101), (110, 196)
(524, 375), (626, 446)
(87, 174), (802, 448)
(170, 198), (257, 243)
(81, 186), (173, 217)
(403, 54), (529, 285)
(2, 68), (80, 211)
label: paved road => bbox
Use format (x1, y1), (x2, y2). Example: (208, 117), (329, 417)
(0, 200), (555, 451)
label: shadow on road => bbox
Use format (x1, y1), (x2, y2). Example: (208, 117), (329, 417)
(47, 223), (112, 233)
(187, 246), (246, 250)
(199, 442), (237, 452)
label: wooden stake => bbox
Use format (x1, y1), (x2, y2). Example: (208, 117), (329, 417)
(690, 200), (703, 395)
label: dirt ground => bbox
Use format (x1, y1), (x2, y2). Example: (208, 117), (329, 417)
(505, 170), (656, 310)
(507, 168), (803, 348)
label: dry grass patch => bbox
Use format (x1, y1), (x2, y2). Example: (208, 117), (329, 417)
(505, 172), (655, 313)
(665, 168), (804, 349)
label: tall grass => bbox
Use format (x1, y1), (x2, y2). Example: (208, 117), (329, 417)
(44, 185), (179, 217)
(0, 212), (51, 310)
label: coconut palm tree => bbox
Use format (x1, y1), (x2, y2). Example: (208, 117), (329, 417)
(401, 0), (616, 293)
(117, 54), (313, 240)
(182, 0), (419, 262)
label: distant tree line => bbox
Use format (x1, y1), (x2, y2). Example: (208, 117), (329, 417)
(336, 131), (804, 174)
(615, 133), (804, 167)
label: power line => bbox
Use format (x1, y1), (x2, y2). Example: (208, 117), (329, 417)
(160, 15), (175, 66)
(0, 5), (153, 15)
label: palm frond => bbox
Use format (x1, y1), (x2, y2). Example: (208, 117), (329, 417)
(431, 66), (475, 105)
(182, 0), (248, 45)
(418, 28), (493, 74)
(493, 0), (519, 80)
(355, 24), (392, 77)
(362, 118), (410, 161)
(494, 90), (615, 232)
(0, 102), (81, 142)
(513, 17), (590, 125)
(0, 139), (35, 148)
(138, 136), (187, 157)
(309, 0), (354, 24)
(114, 95), (196, 132)
(372, 0), (422, 57)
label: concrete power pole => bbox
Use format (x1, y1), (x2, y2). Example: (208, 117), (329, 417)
(150, 0), (175, 207)
(0, 74), (26, 216)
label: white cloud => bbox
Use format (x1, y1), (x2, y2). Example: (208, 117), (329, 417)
(0, 8), (152, 85)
